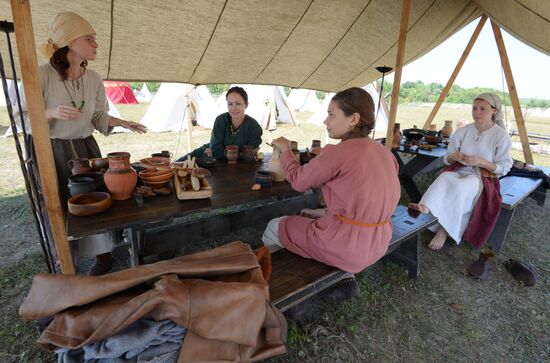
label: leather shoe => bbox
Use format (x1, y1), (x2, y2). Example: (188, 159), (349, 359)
(319, 277), (361, 303)
(467, 248), (494, 280)
(284, 298), (313, 325)
(504, 259), (536, 286)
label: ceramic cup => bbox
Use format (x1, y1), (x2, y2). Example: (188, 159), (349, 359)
(225, 145), (239, 164)
(68, 176), (96, 197)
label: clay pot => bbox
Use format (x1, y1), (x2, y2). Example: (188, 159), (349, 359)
(440, 120), (453, 138)
(225, 145), (239, 164)
(67, 158), (92, 175)
(293, 150), (301, 163)
(104, 152), (137, 200)
(290, 141), (298, 151)
(255, 170), (272, 187)
(311, 139), (321, 149)
(268, 146), (285, 182)
(89, 157), (109, 172)
(68, 176), (96, 197)
(68, 192), (112, 217)
(242, 145), (257, 163)
(70, 172), (105, 191)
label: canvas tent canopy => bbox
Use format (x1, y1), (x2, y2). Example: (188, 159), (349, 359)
(103, 81), (138, 104)
(1, 0), (549, 91)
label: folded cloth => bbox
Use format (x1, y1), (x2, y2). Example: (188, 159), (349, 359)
(56, 319), (185, 363)
(503, 166), (550, 188)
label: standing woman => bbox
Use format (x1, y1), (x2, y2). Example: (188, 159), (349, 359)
(18, 12), (147, 274)
(262, 87), (401, 301)
(409, 93), (512, 251)
(177, 86), (262, 161)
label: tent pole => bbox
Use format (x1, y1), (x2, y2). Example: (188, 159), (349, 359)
(11, 0), (75, 274)
(490, 20), (533, 164)
(186, 99), (193, 154)
(385, 0), (411, 150)
(376, 81), (390, 119)
(422, 15), (487, 129)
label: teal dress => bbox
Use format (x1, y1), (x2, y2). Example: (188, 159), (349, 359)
(178, 113), (262, 161)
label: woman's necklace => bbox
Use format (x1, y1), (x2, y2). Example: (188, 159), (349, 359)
(63, 69), (85, 111)
(230, 120), (243, 136)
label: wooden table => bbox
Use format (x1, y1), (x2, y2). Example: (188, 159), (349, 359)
(67, 157), (317, 265)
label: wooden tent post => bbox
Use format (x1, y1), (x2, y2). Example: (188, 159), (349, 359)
(491, 20), (533, 164)
(11, 0), (75, 273)
(385, 0), (411, 150)
(422, 15), (487, 129)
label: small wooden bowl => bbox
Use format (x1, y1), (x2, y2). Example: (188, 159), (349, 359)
(143, 180), (171, 188)
(68, 192), (112, 216)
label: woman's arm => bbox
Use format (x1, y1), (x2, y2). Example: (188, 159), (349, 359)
(108, 117), (148, 133)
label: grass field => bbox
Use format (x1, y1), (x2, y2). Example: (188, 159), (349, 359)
(0, 103), (549, 362)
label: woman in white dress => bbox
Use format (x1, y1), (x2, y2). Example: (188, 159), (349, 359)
(409, 93), (512, 250)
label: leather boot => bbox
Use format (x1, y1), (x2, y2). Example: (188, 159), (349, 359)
(504, 259), (536, 286)
(466, 248), (495, 280)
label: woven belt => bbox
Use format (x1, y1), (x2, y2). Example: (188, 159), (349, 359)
(336, 214), (390, 228)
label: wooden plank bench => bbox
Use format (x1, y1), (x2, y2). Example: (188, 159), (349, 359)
(269, 205), (437, 312)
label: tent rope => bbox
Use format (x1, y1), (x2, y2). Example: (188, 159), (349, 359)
(174, 85), (197, 158)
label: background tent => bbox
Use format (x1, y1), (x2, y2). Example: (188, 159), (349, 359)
(307, 93), (333, 126)
(288, 89), (321, 112)
(141, 83), (191, 132)
(187, 85), (221, 129)
(135, 83), (153, 103)
(103, 81), (138, 104)
(225, 84), (298, 130)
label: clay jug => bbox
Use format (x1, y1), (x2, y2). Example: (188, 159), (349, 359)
(67, 158), (92, 175)
(104, 152), (137, 200)
(242, 145), (257, 163)
(89, 157), (109, 172)
(290, 141), (298, 151)
(268, 146), (285, 182)
(311, 139), (322, 156)
(441, 120), (453, 138)
(391, 123), (402, 149)
(225, 145), (239, 164)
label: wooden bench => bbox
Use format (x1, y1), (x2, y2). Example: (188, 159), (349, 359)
(269, 205), (437, 312)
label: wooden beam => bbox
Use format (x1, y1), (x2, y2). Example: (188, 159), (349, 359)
(11, 0), (75, 273)
(491, 20), (533, 164)
(423, 15), (487, 129)
(385, 0), (411, 150)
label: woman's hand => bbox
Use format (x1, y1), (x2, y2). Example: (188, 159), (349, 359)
(447, 151), (465, 164)
(272, 137), (291, 153)
(110, 118), (148, 133)
(45, 105), (82, 122)
(462, 154), (495, 171)
(300, 208), (327, 219)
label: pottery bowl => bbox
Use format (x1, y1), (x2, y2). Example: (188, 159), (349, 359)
(196, 157), (216, 169)
(402, 128), (426, 141)
(139, 156), (171, 167)
(424, 135), (443, 145)
(139, 168), (174, 178)
(255, 170), (272, 187)
(140, 174), (173, 184)
(143, 180), (172, 188)
(70, 172), (105, 190)
(67, 176), (96, 197)
(68, 192), (112, 216)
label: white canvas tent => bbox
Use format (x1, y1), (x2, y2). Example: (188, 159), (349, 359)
(141, 83), (192, 132)
(288, 88), (321, 112)
(307, 93), (333, 126)
(226, 84), (298, 130)
(135, 83), (153, 103)
(188, 85), (221, 129)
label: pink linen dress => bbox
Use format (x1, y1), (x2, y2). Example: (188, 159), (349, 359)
(277, 137), (401, 273)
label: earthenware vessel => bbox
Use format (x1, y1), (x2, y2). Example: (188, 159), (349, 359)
(67, 158), (92, 175)
(225, 145), (239, 164)
(242, 145), (257, 163)
(268, 145), (285, 182)
(293, 150), (301, 163)
(89, 157), (109, 172)
(68, 191), (112, 216)
(255, 170), (272, 187)
(104, 152), (137, 200)
(68, 176), (96, 197)
(391, 123), (402, 149)
(70, 172), (105, 191)
(440, 120), (453, 138)
(290, 141), (298, 151)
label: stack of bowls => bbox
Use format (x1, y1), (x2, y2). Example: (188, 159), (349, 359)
(255, 170), (272, 187)
(139, 168), (174, 188)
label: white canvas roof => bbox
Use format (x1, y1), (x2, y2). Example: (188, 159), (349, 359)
(4, 1), (548, 90)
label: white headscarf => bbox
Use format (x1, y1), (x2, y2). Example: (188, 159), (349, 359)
(475, 92), (505, 129)
(40, 12), (95, 59)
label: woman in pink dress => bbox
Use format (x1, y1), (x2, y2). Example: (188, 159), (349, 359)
(262, 87), (401, 303)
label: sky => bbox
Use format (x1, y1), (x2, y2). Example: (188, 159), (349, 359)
(387, 18), (550, 100)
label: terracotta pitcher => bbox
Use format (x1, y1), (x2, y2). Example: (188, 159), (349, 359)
(391, 123), (402, 149)
(268, 146), (285, 182)
(104, 152), (137, 200)
(67, 158), (92, 175)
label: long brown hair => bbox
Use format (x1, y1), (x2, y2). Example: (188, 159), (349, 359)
(49, 46), (87, 80)
(331, 87), (375, 140)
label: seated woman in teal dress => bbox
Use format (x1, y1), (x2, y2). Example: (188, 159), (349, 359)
(177, 86), (263, 161)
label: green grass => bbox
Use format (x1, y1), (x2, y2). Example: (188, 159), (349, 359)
(0, 103), (549, 362)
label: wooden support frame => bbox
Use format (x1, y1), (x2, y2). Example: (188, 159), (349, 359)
(11, 0), (75, 273)
(385, 0), (411, 150)
(491, 20), (533, 164)
(423, 15), (487, 129)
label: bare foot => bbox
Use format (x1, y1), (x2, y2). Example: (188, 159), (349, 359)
(408, 203), (430, 214)
(428, 227), (448, 250)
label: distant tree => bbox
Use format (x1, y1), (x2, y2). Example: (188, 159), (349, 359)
(283, 86), (291, 96)
(207, 84), (230, 97)
(316, 91), (327, 101)
(129, 82), (160, 93)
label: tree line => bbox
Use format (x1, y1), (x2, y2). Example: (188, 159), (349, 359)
(129, 81), (550, 109)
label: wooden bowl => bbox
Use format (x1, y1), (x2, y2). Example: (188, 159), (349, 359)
(140, 174), (173, 184)
(143, 180), (171, 188)
(139, 156), (171, 167)
(68, 192), (112, 216)
(139, 168), (173, 178)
